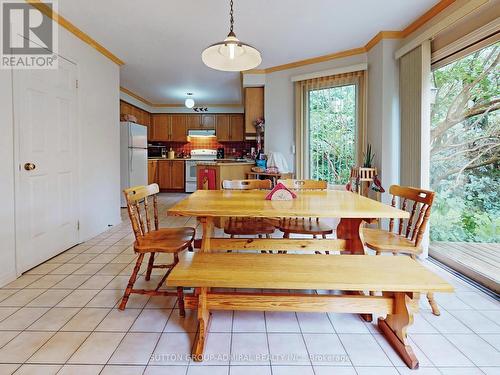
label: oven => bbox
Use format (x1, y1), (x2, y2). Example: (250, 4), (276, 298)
(185, 149), (217, 193)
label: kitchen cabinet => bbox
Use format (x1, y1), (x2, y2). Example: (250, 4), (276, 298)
(230, 114), (244, 141)
(244, 87), (264, 135)
(201, 114), (216, 128)
(120, 100), (150, 127)
(158, 160), (185, 191)
(148, 160), (158, 185)
(150, 114), (169, 141)
(151, 114), (186, 142)
(216, 114), (244, 142)
(171, 115), (187, 141)
(186, 115), (202, 129)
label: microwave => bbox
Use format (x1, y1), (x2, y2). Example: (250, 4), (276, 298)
(148, 145), (165, 158)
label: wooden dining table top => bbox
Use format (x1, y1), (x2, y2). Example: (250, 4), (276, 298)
(168, 190), (410, 219)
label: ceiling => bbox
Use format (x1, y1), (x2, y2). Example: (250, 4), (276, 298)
(58, 0), (440, 105)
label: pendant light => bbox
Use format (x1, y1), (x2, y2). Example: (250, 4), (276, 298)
(202, 0), (261, 72)
(185, 93), (195, 108)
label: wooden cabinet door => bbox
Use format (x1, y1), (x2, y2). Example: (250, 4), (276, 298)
(171, 115), (187, 141)
(151, 114), (169, 141)
(244, 87), (264, 134)
(201, 114), (215, 129)
(157, 160), (171, 189)
(186, 115), (201, 129)
(148, 160), (158, 185)
(170, 161), (185, 190)
(216, 115), (231, 142)
(230, 114), (244, 141)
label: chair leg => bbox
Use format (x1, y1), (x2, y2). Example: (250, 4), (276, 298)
(145, 252), (155, 281)
(427, 292), (440, 316)
(119, 253), (144, 311)
(322, 234), (329, 255)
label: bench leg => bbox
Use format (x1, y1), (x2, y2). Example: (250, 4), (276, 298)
(378, 292), (419, 369)
(193, 287), (210, 361)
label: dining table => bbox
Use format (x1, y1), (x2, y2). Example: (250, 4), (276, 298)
(167, 189), (409, 255)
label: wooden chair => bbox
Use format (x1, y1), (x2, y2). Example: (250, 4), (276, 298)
(120, 183), (195, 315)
(222, 180), (276, 245)
(362, 185), (440, 315)
(276, 180), (334, 248)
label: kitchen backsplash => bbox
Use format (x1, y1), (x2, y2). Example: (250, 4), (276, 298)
(150, 137), (257, 158)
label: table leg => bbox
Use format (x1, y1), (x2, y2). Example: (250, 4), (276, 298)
(200, 217), (214, 253)
(336, 218), (365, 255)
(337, 218), (372, 321)
(378, 292), (419, 369)
(193, 287), (210, 361)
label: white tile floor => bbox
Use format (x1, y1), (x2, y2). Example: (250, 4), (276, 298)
(0, 193), (498, 374)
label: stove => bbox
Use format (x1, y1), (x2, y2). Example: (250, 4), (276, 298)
(185, 149), (217, 192)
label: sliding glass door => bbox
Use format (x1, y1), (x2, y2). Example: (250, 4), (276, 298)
(308, 84), (357, 184)
(429, 42), (499, 291)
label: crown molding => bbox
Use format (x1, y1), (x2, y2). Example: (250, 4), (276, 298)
(120, 86), (153, 106)
(243, 0), (457, 75)
(26, 0), (125, 66)
(120, 87), (242, 108)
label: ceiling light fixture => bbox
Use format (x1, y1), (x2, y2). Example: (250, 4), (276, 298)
(202, 0), (261, 72)
(185, 93), (195, 108)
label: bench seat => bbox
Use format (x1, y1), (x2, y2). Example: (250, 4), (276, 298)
(166, 252), (453, 369)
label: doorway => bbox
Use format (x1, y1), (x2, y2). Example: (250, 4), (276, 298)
(13, 59), (80, 274)
(429, 43), (499, 292)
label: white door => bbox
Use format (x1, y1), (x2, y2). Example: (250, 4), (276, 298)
(13, 59), (79, 274)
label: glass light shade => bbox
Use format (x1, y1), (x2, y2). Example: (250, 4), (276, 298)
(185, 98), (195, 108)
(202, 35), (261, 72)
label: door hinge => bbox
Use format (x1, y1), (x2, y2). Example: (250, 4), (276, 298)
(77, 220), (80, 231)
(75, 79), (79, 89)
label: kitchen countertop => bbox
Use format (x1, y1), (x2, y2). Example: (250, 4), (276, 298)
(148, 157), (189, 161)
(196, 161), (255, 166)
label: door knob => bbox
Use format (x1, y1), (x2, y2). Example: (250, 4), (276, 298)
(24, 163), (36, 171)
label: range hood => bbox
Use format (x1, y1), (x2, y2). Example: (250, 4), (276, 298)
(187, 129), (216, 137)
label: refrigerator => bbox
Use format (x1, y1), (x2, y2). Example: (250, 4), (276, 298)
(120, 122), (148, 207)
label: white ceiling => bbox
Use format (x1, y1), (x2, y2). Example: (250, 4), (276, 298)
(59, 0), (439, 104)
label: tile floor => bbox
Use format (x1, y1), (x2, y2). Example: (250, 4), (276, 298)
(0, 193), (498, 375)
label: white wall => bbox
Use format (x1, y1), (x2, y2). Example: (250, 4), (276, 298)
(264, 54), (368, 172)
(0, 24), (121, 285)
(0, 70), (17, 286)
(367, 39), (400, 202)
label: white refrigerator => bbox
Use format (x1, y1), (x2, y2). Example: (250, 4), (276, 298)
(120, 122), (148, 207)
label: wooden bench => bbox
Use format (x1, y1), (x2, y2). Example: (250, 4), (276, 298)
(167, 252), (453, 369)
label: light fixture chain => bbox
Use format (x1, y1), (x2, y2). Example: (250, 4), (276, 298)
(229, 0), (234, 33)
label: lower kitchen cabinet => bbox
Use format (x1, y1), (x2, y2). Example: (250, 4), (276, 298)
(158, 160), (185, 191)
(148, 160), (158, 185)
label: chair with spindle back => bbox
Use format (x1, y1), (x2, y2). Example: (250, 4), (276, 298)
(277, 180), (334, 248)
(120, 183), (195, 315)
(222, 180), (276, 243)
(362, 185), (440, 315)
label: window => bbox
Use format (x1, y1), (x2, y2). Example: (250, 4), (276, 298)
(308, 84), (356, 184)
(294, 70), (366, 182)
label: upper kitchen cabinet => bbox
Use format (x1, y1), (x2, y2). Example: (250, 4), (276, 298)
(201, 114), (216, 129)
(186, 115), (202, 129)
(150, 114), (169, 141)
(216, 114), (244, 142)
(244, 87), (264, 135)
(171, 115), (187, 141)
(120, 100), (150, 127)
(150, 114), (187, 142)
